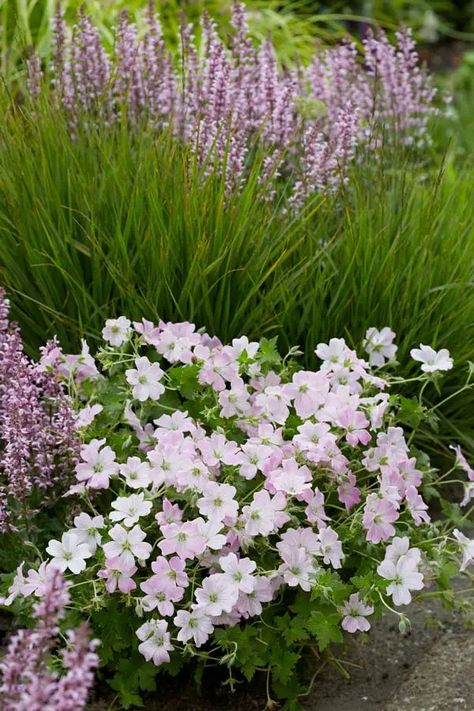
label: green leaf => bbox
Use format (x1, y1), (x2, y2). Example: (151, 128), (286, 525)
(306, 610), (343, 652)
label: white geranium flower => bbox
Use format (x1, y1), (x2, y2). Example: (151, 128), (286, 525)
(363, 327), (397, 367)
(110, 493), (152, 527)
(102, 316), (131, 347)
(125, 356), (165, 402)
(46, 531), (93, 574)
(410, 344), (453, 373)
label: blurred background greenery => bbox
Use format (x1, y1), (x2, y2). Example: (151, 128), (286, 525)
(2, 1), (474, 75)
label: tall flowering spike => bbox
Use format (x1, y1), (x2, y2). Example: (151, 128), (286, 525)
(363, 27), (435, 145)
(143, 0), (176, 125)
(178, 17), (200, 138)
(26, 53), (43, 100)
(25, 8), (436, 200)
(114, 11), (145, 124)
(72, 8), (110, 113)
(50, 624), (99, 710)
(193, 13), (233, 177)
(0, 287), (10, 335)
(52, 4), (75, 116)
(0, 567), (98, 711)
(0, 291), (79, 532)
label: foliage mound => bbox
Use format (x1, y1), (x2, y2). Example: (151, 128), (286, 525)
(2, 300), (473, 708)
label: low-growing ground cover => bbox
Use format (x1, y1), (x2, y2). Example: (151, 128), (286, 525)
(0, 292), (473, 708)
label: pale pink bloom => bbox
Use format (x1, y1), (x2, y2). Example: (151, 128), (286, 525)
(174, 606), (214, 647)
(46, 531), (93, 574)
(405, 486), (430, 526)
(155, 321), (201, 363)
(294, 421), (332, 453)
(102, 316), (131, 346)
(195, 574), (239, 616)
(337, 407), (371, 447)
(237, 442), (273, 479)
(248, 423), (284, 448)
(269, 457), (312, 497)
(410, 344), (453, 373)
(75, 437), (118, 489)
(277, 527), (320, 559)
(147, 445), (193, 488)
(366, 393), (390, 429)
(377, 554), (424, 605)
(278, 548), (316, 591)
(155, 499), (183, 526)
(198, 350), (239, 391)
(461, 481), (474, 507)
(151, 555), (188, 589)
(198, 433), (241, 467)
(254, 385), (291, 424)
(15, 561), (57, 599)
(103, 524), (152, 566)
(140, 574), (184, 615)
(451, 444), (474, 481)
(178, 460), (211, 491)
(337, 473), (361, 511)
(63, 339), (101, 381)
(226, 335), (259, 359)
(236, 576), (275, 617)
(219, 379), (251, 418)
(341, 593), (374, 632)
(284, 370), (329, 418)
(73, 512), (105, 553)
(242, 490), (288, 537)
(119, 456), (152, 489)
(303, 487), (330, 527)
(315, 526), (344, 568)
(384, 536), (421, 567)
(0, 563), (27, 606)
(154, 410), (196, 434)
(219, 553), (256, 593)
(75, 403), (103, 428)
(197, 481), (238, 522)
(397, 458), (423, 493)
(158, 520), (206, 560)
(363, 327), (397, 367)
(363, 493), (399, 543)
(98, 556), (137, 593)
(453, 529), (474, 572)
(137, 619), (173, 665)
(125, 356), (165, 401)
(134, 318), (161, 345)
(315, 338), (353, 368)
(110, 493), (152, 527)
(195, 517), (227, 551)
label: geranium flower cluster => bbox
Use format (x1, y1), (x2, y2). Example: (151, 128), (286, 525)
(26, 3), (436, 203)
(0, 566), (98, 710)
(0, 289), (79, 532)
(4, 313), (470, 694)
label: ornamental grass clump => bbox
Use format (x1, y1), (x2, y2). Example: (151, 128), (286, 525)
(25, 2), (436, 201)
(3, 314), (472, 707)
